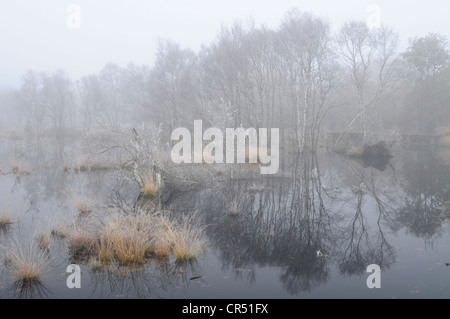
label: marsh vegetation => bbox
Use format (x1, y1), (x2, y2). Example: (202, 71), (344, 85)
(0, 8), (449, 298)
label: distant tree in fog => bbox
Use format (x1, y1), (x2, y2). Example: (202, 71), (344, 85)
(279, 9), (338, 152)
(98, 63), (126, 129)
(19, 70), (45, 137)
(121, 63), (153, 124)
(78, 74), (104, 134)
(11, 8), (450, 146)
(151, 39), (198, 134)
(40, 70), (75, 136)
(402, 34), (450, 133)
(335, 21), (398, 142)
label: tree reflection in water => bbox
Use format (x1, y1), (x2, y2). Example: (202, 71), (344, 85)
(162, 147), (404, 294)
(4, 137), (450, 297)
(394, 146), (450, 244)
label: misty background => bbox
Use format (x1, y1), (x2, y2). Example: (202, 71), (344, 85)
(1, 1), (449, 87)
(1, 1), (450, 145)
(1, 1), (450, 299)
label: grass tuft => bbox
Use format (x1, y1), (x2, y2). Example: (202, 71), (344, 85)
(67, 226), (96, 261)
(163, 214), (207, 262)
(63, 209), (208, 266)
(97, 212), (153, 265)
(142, 172), (159, 198)
(74, 198), (94, 215)
(2, 238), (50, 283)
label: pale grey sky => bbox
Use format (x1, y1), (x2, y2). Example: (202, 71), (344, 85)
(0, 0), (449, 88)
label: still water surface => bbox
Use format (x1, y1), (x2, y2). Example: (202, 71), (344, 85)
(0, 138), (449, 298)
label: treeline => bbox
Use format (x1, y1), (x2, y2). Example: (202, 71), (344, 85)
(3, 8), (450, 146)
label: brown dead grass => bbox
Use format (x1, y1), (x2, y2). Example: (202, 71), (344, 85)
(142, 172), (159, 198)
(162, 214), (207, 262)
(65, 209), (208, 266)
(2, 238), (50, 283)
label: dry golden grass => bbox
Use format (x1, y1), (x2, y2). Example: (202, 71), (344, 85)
(63, 208), (207, 266)
(74, 197), (94, 215)
(151, 240), (171, 257)
(96, 236), (113, 263)
(142, 172), (159, 198)
(96, 212), (153, 265)
(162, 214), (207, 262)
(149, 216), (172, 257)
(2, 238), (50, 283)
(67, 226), (96, 261)
(104, 223), (149, 264)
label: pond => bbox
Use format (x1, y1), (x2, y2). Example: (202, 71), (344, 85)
(0, 137), (449, 299)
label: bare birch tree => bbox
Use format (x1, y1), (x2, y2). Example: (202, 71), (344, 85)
(335, 21), (398, 144)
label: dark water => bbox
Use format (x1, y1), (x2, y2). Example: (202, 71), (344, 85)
(0, 137), (450, 299)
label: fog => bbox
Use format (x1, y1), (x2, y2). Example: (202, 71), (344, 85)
(1, 1), (450, 87)
(0, 1), (450, 300)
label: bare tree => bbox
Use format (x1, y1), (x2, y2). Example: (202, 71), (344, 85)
(279, 10), (338, 153)
(78, 74), (104, 134)
(335, 21), (398, 144)
(40, 69), (75, 136)
(151, 40), (198, 133)
(19, 70), (45, 137)
(98, 63), (126, 129)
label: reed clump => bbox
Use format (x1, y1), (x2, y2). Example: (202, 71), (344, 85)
(66, 209), (208, 266)
(67, 226), (97, 261)
(97, 213), (153, 265)
(74, 197), (94, 215)
(162, 214), (208, 262)
(2, 238), (50, 283)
